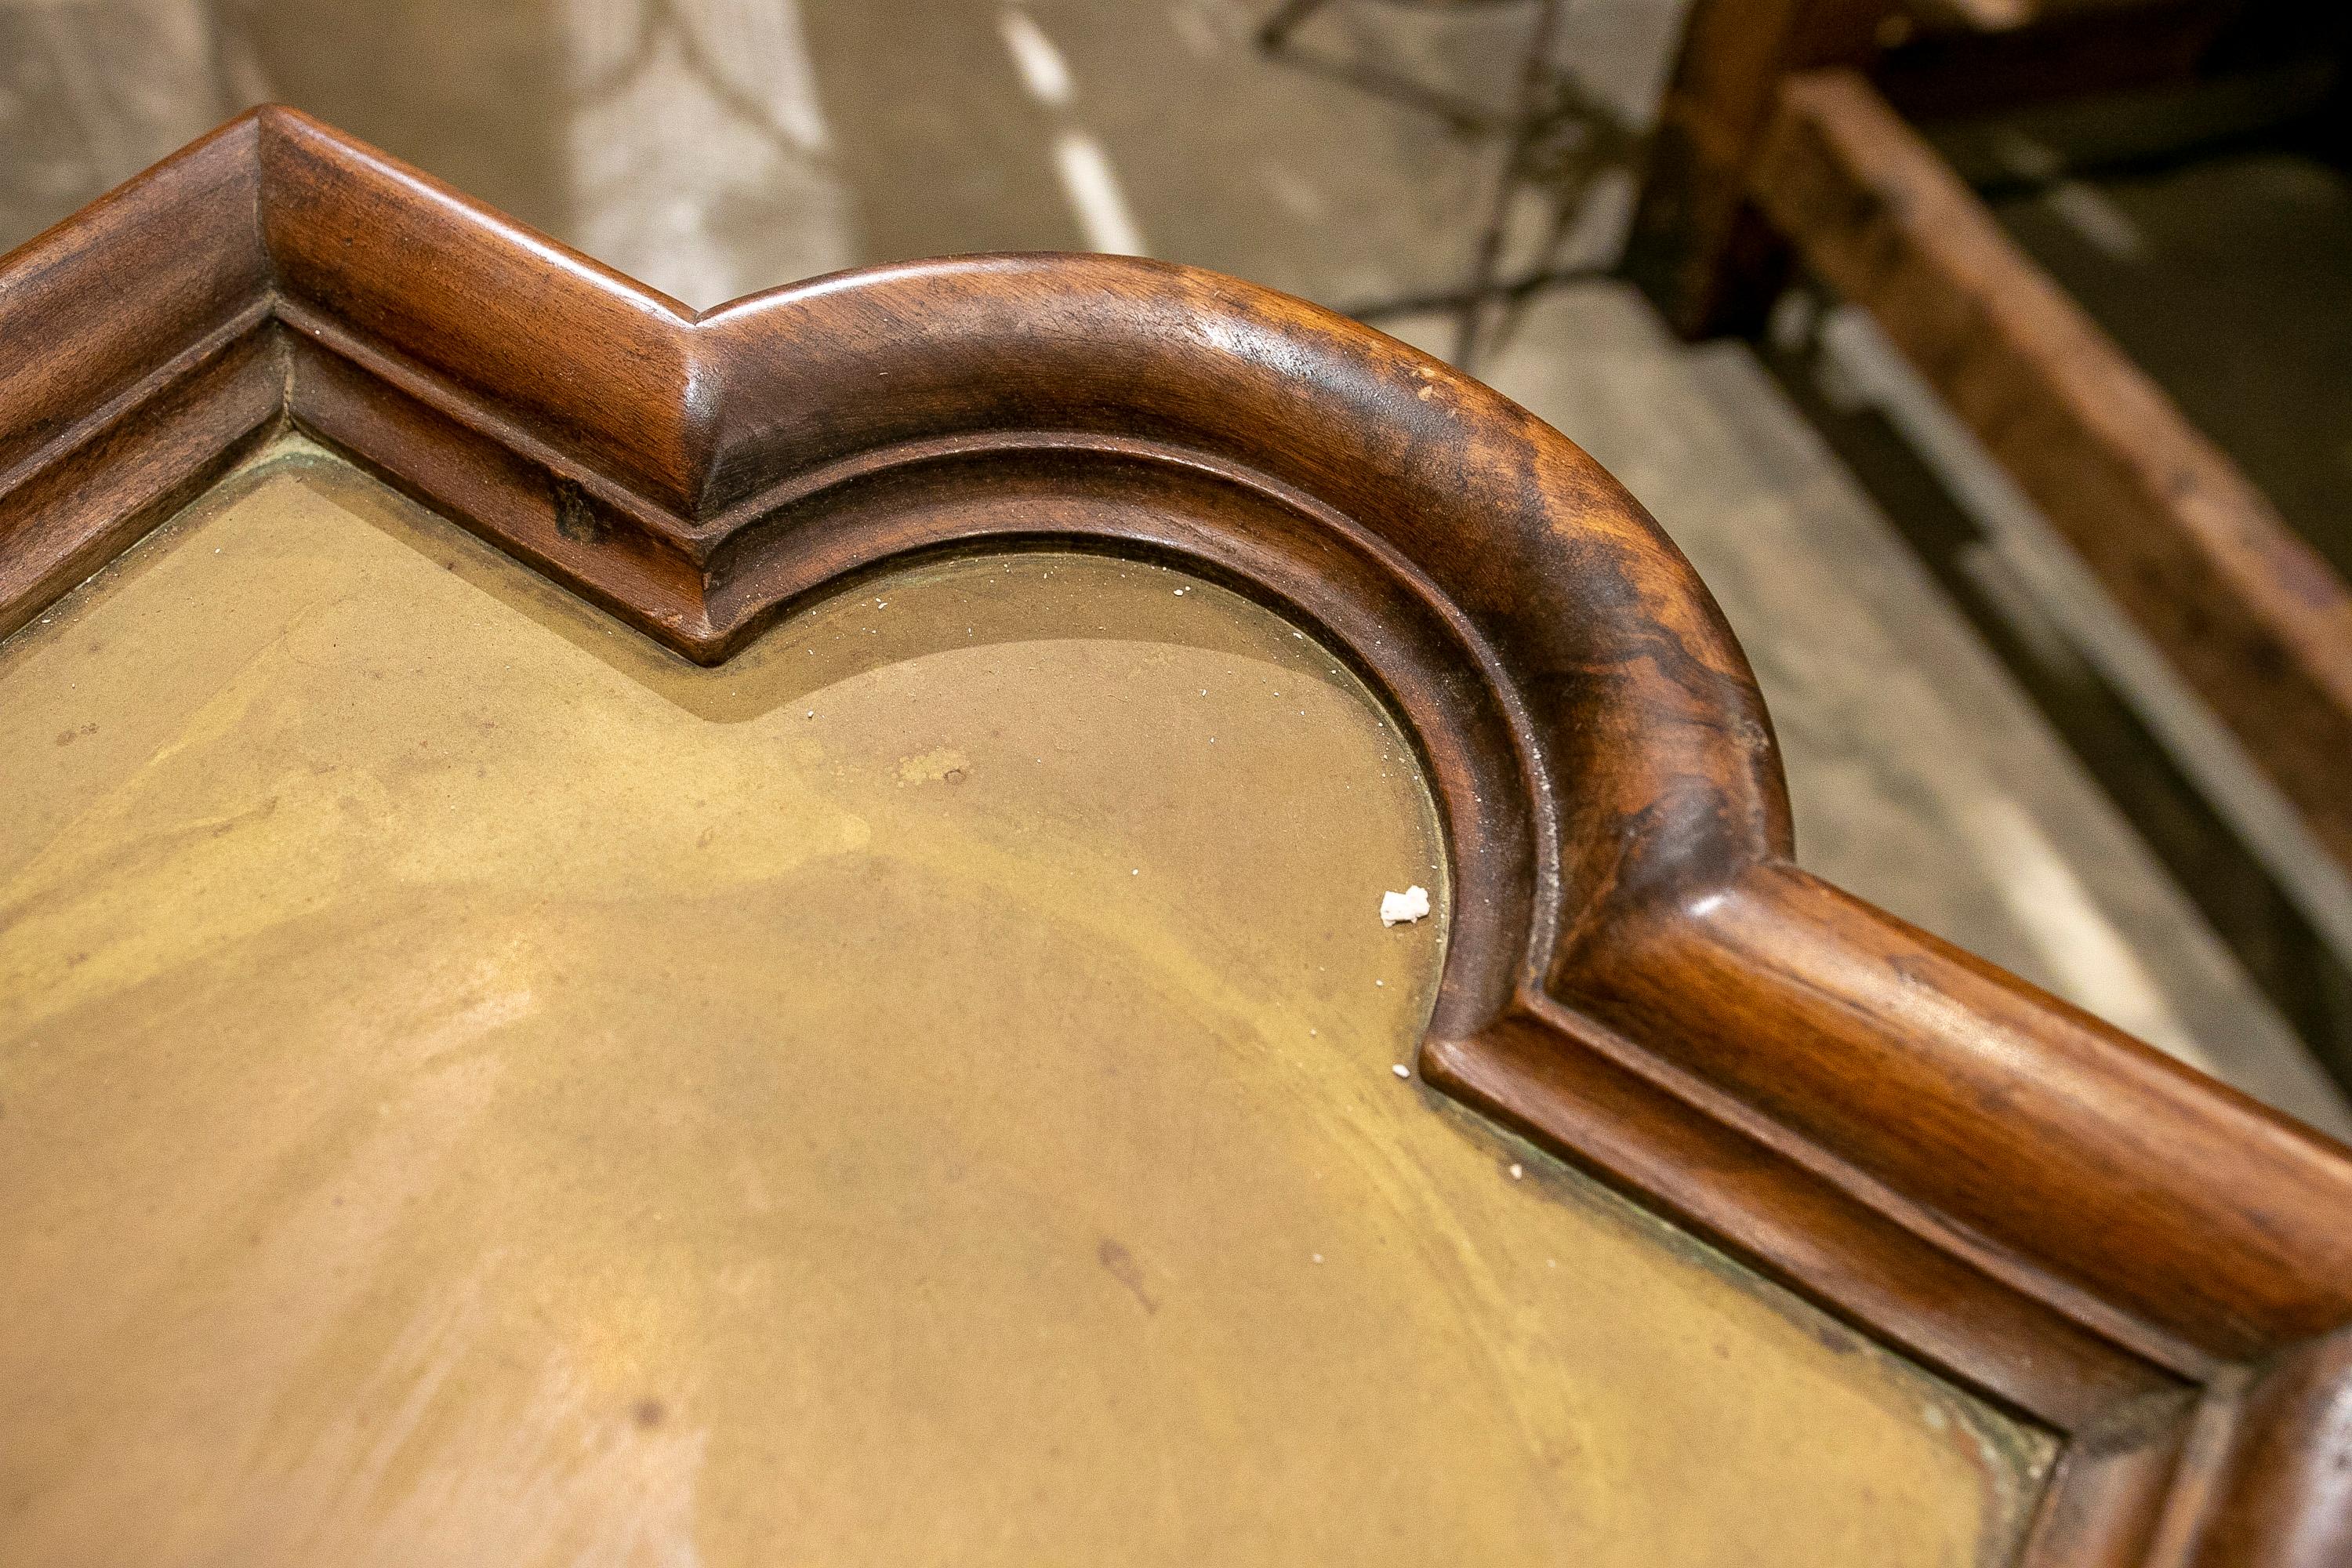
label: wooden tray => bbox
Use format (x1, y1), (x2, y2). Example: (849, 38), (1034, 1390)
(2, 107), (2349, 1566)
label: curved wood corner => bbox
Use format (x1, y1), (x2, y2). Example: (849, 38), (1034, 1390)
(5, 103), (2351, 1563)
(2185, 1330), (2352, 1567)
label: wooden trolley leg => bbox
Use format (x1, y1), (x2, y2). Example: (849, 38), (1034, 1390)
(1621, 0), (1888, 340)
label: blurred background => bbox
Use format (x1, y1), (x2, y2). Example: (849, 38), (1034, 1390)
(5, 0), (2350, 1135)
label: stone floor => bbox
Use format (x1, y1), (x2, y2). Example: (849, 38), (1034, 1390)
(4, 0), (2344, 1131)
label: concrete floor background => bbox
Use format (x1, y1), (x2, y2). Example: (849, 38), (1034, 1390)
(5, 0), (2343, 1132)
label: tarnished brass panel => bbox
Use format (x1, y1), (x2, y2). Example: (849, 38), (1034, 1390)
(0, 446), (2050, 1565)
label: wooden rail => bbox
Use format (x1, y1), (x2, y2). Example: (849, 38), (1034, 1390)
(1751, 67), (2352, 878)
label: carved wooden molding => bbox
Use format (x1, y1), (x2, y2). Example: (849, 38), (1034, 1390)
(5, 106), (2349, 1563)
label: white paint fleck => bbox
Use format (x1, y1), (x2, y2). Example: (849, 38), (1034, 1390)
(1380, 884), (1431, 926)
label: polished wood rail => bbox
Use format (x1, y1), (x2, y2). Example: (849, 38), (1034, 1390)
(4, 107), (2350, 1564)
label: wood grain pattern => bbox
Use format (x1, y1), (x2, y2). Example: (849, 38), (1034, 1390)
(5, 106), (2351, 1563)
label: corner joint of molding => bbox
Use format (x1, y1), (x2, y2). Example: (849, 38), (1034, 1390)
(677, 336), (727, 524)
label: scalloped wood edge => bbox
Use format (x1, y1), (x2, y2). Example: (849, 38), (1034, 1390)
(5, 105), (2350, 1564)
